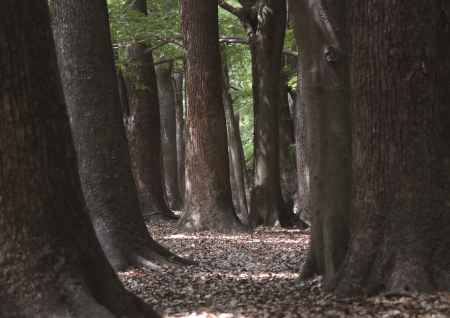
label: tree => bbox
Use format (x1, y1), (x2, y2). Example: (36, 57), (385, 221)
(289, 0), (351, 284)
(222, 49), (249, 224)
(53, 0), (189, 270)
(179, 0), (243, 232)
(333, 0), (450, 296)
(172, 71), (186, 205)
(219, 0), (290, 227)
(124, 0), (177, 219)
(0, 2), (158, 317)
(156, 62), (183, 210)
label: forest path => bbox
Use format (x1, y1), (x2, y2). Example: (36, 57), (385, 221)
(119, 218), (450, 318)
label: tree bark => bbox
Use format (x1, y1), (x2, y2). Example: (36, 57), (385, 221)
(124, 0), (176, 219)
(289, 0), (351, 284)
(156, 62), (182, 210)
(333, 0), (450, 296)
(222, 51), (249, 225)
(0, 2), (158, 317)
(179, 0), (243, 232)
(173, 71), (186, 206)
(53, 0), (189, 271)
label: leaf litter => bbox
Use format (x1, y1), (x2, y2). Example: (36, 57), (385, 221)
(118, 218), (450, 318)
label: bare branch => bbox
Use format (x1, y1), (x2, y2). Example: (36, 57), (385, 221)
(219, 0), (245, 19)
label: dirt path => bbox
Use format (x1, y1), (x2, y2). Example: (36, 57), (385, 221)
(119, 219), (450, 318)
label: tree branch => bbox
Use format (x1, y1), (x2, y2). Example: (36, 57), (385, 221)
(219, 0), (245, 19)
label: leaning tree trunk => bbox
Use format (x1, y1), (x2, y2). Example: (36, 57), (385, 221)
(53, 0), (190, 271)
(124, 0), (176, 219)
(156, 62), (182, 210)
(0, 2), (158, 317)
(248, 0), (290, 227)
(333, 0), (450, 296)
(290, 0), (351, 284)
(179, 0), (243, 232)
(173, 71), (185, 205)
(222, 51), (249, 225)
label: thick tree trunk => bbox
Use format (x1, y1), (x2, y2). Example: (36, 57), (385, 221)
(156, 63), (182, 210)
(124, 0), (176, 219)
(222, 52), (249, 225)
(333, 1), (450, 296)
(289, 0), (351, 284)
(53, 0), (189, 271)
(179, 0), (243, 232)
(248, 0), (290, 227)
(173, 71), (185, 206)
(0, 2), (158, 317)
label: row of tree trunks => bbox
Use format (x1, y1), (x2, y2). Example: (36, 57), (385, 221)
(222, 51), (250, 225)
(289, 0), (352, 284)
(156, 62), (183, 211)
(124, 0), (177, 219)
(0, 1), (158, 316)
(53, 0), (188, 271)
(179, 0), (243, 232)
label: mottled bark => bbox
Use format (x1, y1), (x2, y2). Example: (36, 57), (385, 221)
(53, 0), (188, 271)
(173, 71), (185, 205)
(222, 52), (249, 224)
(179, 0), (243, 232)
(0, 2), (157, 317)
(156, 62), (182, 210)
(289, 0), (351, 284)
(124, 0), (176, 219)
(333, 0), (450, 296)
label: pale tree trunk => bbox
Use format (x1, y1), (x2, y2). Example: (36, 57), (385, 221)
(0, 2), (158, 317)
(222, 51), (249, 225)
(124, 0), (176, 219)
(156, 62), (182, 210)
(333, 0), (450, 296)
(172, 71), (185, 206)
(179, 0), (243, 232)
(289, 0), (351, 284)
(53, 0), (190, 271)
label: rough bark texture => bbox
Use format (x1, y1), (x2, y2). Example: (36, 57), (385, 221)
(333, 0), (450, 296)
(53, 0), (187, 271)
(124, 0), (176, 219)
(156, 63), (182, 210)
(289, 0), (351, 284)
(179, 0), (243, 232)
(0, 2), (158, 317)
(222, 52), (249, 225)
(173, 71), (186, 206)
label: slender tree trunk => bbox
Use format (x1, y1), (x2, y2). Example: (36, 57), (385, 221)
(173, 71), (185, 206)
(333, 0), (450, 296)
(289, 0), (351, 284)
(0, 2), (158, 317)
(53, 0), (189, 271)
(247, 0), (289, 227)
(124, 0), (176, 219)
(156, 62), (182, 210)
(222, 51), (249, 225)
(179, 0), (243, 232)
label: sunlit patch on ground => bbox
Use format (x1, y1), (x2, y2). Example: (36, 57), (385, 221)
(121, 219), (450, 318)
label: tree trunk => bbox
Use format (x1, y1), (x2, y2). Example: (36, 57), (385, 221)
(179, 0), (243, 232)
(289, 0), (351, 284)
(173, 71), (185, 206)
(53, 0), (189, 271)
(0, 2), (158, 317)
(333, 0), (450, 296)
(156, 62), (182, 210)
(222, 51), (249, 225)
(124, 0), (176, 219)
(247, 0), (290, 227)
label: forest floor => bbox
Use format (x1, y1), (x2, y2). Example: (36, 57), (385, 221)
(119, 218), (450, 318)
